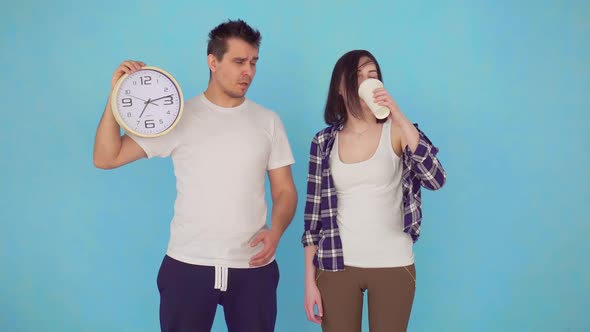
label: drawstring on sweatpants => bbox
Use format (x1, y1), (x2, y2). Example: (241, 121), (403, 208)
(214, 266), (229, 292)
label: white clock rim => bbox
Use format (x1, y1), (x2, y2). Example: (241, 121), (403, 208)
(110, 66), (184, 138)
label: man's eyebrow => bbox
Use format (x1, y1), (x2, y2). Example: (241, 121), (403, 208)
(232, 56), (259, 61)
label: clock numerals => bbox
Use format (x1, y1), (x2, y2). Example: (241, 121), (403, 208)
(117, 69), (182, 136)
(140, 76), (152, 85)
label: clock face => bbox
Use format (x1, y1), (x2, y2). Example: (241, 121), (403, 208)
(112, 67), (183, 137)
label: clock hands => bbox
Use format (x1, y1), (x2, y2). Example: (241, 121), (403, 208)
(150, 94), (173, 103)
(139, 98), (151, 118)
(136, 94), (173, 119)
(128, 94), (159, 106)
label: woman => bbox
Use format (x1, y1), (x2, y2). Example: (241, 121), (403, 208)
(302, 50), (447, 332)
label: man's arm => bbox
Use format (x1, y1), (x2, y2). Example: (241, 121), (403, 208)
(93, 61), (147, 169)
(249, 165), (297, 266)
(267, 165), (298, 236)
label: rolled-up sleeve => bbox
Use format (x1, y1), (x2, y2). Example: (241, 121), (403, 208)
(404, 127), (447, 191)
(302, 136), (323, 247)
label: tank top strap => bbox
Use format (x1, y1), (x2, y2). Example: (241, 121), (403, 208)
(377, 118), (392, 155)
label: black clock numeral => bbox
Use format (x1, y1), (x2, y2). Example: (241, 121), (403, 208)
(127, 112), (132, 117)
(164, 87), (169, 92)
(140, 76), (152, 85)
(163, 96), (173, 105)
(159, 119), (164, 124)
(125, 89), (131, 94)
(145, 119), (155, 129)
(122, 98), (132, 107)
(166, 110), (171, 115)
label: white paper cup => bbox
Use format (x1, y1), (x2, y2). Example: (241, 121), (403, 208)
(358, 78), (390, 119)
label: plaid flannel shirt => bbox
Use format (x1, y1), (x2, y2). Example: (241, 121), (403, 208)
(301, 123), (447, 271)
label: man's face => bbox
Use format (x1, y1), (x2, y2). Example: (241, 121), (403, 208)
(210, 38), (259, 99)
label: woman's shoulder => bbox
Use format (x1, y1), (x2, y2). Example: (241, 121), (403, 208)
(312, 125), (339, 143)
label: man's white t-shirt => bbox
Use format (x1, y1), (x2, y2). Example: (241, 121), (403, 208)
(129, 94), (295, 268)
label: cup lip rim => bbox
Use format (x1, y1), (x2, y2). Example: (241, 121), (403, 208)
(358, 78), (383, 94)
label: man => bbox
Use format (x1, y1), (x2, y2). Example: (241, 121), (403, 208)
(93, 19), (297, 332)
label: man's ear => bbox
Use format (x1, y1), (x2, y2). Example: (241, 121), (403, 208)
(207, 54), (218, 73)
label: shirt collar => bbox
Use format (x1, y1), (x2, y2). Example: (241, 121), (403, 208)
(329, 122), (344, 138)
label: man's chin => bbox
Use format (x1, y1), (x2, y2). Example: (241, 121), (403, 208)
(227, 91), (247, 99)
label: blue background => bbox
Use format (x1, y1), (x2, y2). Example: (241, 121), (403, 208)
(1, 1), (589, 331)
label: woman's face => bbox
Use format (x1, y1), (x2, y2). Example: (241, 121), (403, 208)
(356, 56), (379, 85)
(339, 56), (379, 96)
(356, 56), (379, 109)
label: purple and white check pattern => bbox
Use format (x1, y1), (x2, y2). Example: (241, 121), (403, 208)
(301, 123), (447, 271)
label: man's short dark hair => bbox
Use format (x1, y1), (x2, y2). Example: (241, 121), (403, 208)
(207, 19), (262, 60)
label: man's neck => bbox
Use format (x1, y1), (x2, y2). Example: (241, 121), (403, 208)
(203, 87), (245, 108)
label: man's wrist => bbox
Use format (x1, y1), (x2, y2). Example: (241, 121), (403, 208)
(269, 226), (284, 238)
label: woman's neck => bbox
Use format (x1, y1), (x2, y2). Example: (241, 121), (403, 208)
(344, 107), (378, 133)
